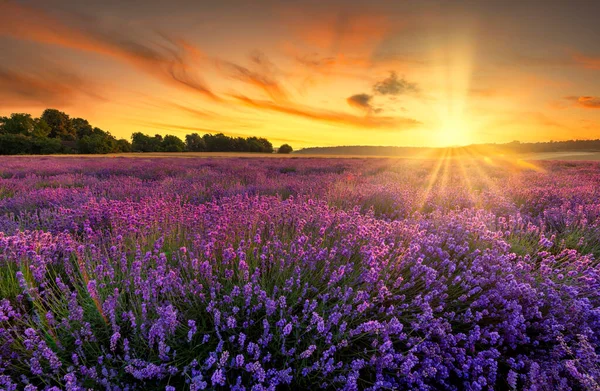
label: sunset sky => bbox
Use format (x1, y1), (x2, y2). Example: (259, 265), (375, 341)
(1, 0), (599, 148)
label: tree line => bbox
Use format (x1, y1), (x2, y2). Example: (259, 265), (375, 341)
(297, 140), (600, 156)
(0, 109), (131, 155)
(0, 109), (292, 155)
(131, 132), (279, 153)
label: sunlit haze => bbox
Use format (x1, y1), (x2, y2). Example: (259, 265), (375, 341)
(1, 0), (599, 148)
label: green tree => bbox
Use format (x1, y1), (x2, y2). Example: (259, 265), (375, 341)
(41, 109), (75, 140)
(203, 133), (232, 152)
(257, 137), (274, 153)
(162, 135), (186, 152)
(233, 137), (249, 152)
(246, 137), (263, 152)
(0, 113), (36, 135)
(278, 144), (293, 154)
(77, 134), (110, 154)
(31, 137), (63, 154)
(116, 139), (132, 152)
(0, 134), (32, 154)
(185, 133), (207, 152)
(71, 118), (94, 139)
(131, 132), (163, 152)
(32, 118), (51, 138)
(76, 127), (119, 154)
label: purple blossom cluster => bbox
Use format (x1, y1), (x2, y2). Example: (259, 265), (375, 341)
(0, 157), (600, 390)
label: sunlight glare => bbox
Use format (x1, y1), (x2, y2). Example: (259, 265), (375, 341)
(428, 13), (478, 147)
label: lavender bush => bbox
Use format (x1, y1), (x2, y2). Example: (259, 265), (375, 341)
(1, 157), (599, 390)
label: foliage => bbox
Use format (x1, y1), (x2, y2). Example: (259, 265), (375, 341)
(0, 113), (51, 138)
(278, 144), (293, 154)
(131, 132), (162, 152)
(0, 110), (133, 155)
(30, 137), (63, 155)
(41, 109), (75, 140)
(0, 109), (279, 155)
(162, 134), (186, 152)
(71, 118), (94, 139)
(134, 132), (276, 153)
(116, 138), (132, 152)
(185, 133), (207, 152)
(0, 133), (33, 154)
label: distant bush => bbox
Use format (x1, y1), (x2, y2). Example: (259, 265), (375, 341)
(278, 144), (293, 154)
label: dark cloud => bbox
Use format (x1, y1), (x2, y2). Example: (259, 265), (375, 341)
(346, 94), (373, 111)
(566, 96), (600, 109)
(347, 71), (417, 114)
(347, 93), (379, 113)
(373, 71), (417, 95)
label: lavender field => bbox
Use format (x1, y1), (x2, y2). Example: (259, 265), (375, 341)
(1, 156), (600, 391)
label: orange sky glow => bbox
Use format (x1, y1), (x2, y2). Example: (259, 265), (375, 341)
(1, 0), (599, 148)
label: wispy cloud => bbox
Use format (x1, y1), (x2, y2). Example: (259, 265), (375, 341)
(232, 94), (419, 129)
(217, 51), (288, 102)
(565, 96), (600, 109)
(0, 1), (219, 101)
(281, 8), (399, 83)
(572, 53), (600, 70)
(283, 8), (391, 53)
(131, 120), (235, 136)
(0, 1), (421, 134)
(168, 102), (215, 119)
(0, 63), (102, 108)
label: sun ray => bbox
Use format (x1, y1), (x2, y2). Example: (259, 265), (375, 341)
(418, 147), (449, 212)
(457, 146), (512, 208)
(455, 150), (479, 207)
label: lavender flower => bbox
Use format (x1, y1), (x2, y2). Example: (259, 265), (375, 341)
(1, 157), (600, 390)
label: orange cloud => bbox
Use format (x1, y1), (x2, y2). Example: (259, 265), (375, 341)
(0, 1), (219, 101)
(573, 53), (600, 70)
(131, 121), (232, 136)
(217, 52), (289, 102)
(279, 7), (400, 84)
(566, 96), (600, 109)
(285, 10), (390, 53)
(0, 64), (102, 109)
(232, 94), (419, 129)
(168, 102), (215, 119)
